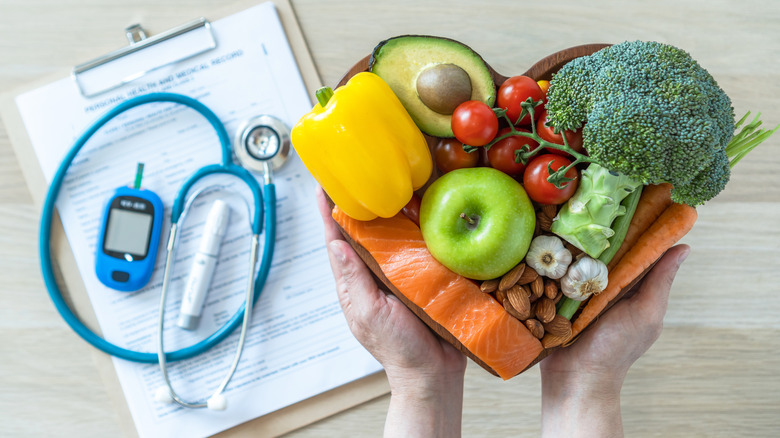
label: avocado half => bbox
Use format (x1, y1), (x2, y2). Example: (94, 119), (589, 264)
(369, 35), (496, 138)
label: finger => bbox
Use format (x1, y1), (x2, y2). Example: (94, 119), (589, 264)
(327, 239), (385, 318)
(315, 185), (343, 244)
(628, 244), (690, 323)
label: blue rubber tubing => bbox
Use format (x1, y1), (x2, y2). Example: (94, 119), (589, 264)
(39, 92), (273, 363)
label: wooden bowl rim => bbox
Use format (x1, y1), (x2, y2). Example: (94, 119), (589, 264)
(329, 41), (663, 378)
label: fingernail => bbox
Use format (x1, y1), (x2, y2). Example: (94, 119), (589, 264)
(329, 241), (346, 264)
(677, 246), (690, 265)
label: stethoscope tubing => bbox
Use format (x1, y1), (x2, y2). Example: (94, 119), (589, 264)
(39, 93), (273, 364)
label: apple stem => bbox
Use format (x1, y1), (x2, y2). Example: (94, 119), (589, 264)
(459, 212), (482, 231)
(459, 212), (475, 225)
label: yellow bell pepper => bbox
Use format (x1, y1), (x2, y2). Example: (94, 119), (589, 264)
(292, 72), (432, 221)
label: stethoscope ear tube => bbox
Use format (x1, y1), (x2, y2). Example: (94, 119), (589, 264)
(157, 184), (275, 408)
(170, 163), (263, 234)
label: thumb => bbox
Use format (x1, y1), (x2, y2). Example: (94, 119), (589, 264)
(629, 244), (690, 324)
(327, 240), (383, 316)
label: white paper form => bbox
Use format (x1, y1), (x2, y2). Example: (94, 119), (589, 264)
(14, 3), (381, 438)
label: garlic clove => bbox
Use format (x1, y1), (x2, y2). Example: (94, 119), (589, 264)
(525, 235), (572, 280)
(561, 256), (609, 301)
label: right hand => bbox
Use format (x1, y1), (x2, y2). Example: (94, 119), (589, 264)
(541, 244), (690, 385)
(539, 244), (690, 438)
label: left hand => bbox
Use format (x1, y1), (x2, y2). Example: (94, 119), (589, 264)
(316, 187), (466, 438)
(315, 186), (466, 388)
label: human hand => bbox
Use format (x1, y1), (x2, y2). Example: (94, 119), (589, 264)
(540, 244), (690, 437)
(316, 187), (465, 437)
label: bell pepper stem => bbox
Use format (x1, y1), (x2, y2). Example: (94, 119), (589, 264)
(316, 87), (335, 107)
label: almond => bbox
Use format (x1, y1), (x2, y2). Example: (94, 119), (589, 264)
(542, 333), (568, 349)
(510, 283), (531, 298)
(531, 275), (544, 299)
(499, 263), (526, 291)
(525, 284), (538, 303)
(543, 315), (572, 338)
(503, 297), (525, 321)
(536, 211), (552, 232)
(553, 290), (563, 304)
(495, 289), (507, 306)
(544, 278), (558, 299)
(525, 318), (544, 339)
(480, 278), (499, 293)
(506, 285), (532, 320)
(516, 266), (539, 285)
(535, 297), (556, 323)
(541, 204), (558, 219)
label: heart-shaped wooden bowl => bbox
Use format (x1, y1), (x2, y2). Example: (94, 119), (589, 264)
(328, 42), (661, 377)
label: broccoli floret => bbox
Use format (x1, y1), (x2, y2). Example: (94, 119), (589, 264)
(670, 150), (730, 206)
(545, 41), (735, 206)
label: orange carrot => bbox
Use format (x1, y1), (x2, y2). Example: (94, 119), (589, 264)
(607, 183), (673, 270)
(570, 202), (697, 339)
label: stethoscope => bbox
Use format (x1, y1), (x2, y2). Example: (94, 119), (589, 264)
(39, 92), (291, 410)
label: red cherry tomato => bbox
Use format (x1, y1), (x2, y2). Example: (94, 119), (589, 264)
(479, 145), (490, 167)
(487, 128), (539, 177)
(496, 76), (545, 126)
(433, 138), (479, 173)
(536, 110), (585, 156)
(401, 193), (422, 226)
(451, 100), (498, 146)
(523, 154), (579, 205)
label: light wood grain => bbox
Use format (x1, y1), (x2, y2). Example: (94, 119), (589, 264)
(1, 0), (778, 437)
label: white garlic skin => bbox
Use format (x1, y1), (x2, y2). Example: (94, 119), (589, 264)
(525, 235), (572, 279)
(561, 257), (609, 301)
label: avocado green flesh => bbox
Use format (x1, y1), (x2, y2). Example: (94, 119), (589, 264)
(370, 36), (496, 138)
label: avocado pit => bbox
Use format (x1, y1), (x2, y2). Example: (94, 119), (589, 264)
(416, 63), (472, 115)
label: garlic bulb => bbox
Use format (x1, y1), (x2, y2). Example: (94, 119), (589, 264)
(525, 235), (572, 279)
(561, 257), (609, 301)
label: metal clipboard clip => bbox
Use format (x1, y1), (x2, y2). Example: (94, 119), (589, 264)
(72, 18), (217, 98)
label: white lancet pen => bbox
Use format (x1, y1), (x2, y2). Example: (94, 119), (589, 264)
(178, 199), (231, 330)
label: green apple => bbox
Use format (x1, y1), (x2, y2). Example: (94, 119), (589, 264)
(420, 167), (536, 280)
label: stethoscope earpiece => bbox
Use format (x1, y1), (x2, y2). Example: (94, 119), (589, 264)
(207, 394), (227, 411)
(155, 386), (174, 404)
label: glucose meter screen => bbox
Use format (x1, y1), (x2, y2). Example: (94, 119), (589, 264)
(104, 209), (153, 257)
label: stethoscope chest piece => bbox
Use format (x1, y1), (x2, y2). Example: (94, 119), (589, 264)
(234, 115), (291, 174)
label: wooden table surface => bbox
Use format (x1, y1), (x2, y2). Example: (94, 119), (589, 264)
(1, 0), (778, 436)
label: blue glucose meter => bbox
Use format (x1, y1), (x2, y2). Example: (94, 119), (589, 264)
(96, 164), (163, 291)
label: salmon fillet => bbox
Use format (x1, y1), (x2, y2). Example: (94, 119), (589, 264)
(333, 207), (543, 379)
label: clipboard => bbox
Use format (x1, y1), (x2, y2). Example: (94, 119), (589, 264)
(0, 0), (389, 436)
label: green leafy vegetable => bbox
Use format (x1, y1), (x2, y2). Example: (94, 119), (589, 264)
(551, 164), (641, 258)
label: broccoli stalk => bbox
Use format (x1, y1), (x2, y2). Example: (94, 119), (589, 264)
(550, 164), (641, 258)
(727, 112), (779, 168)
